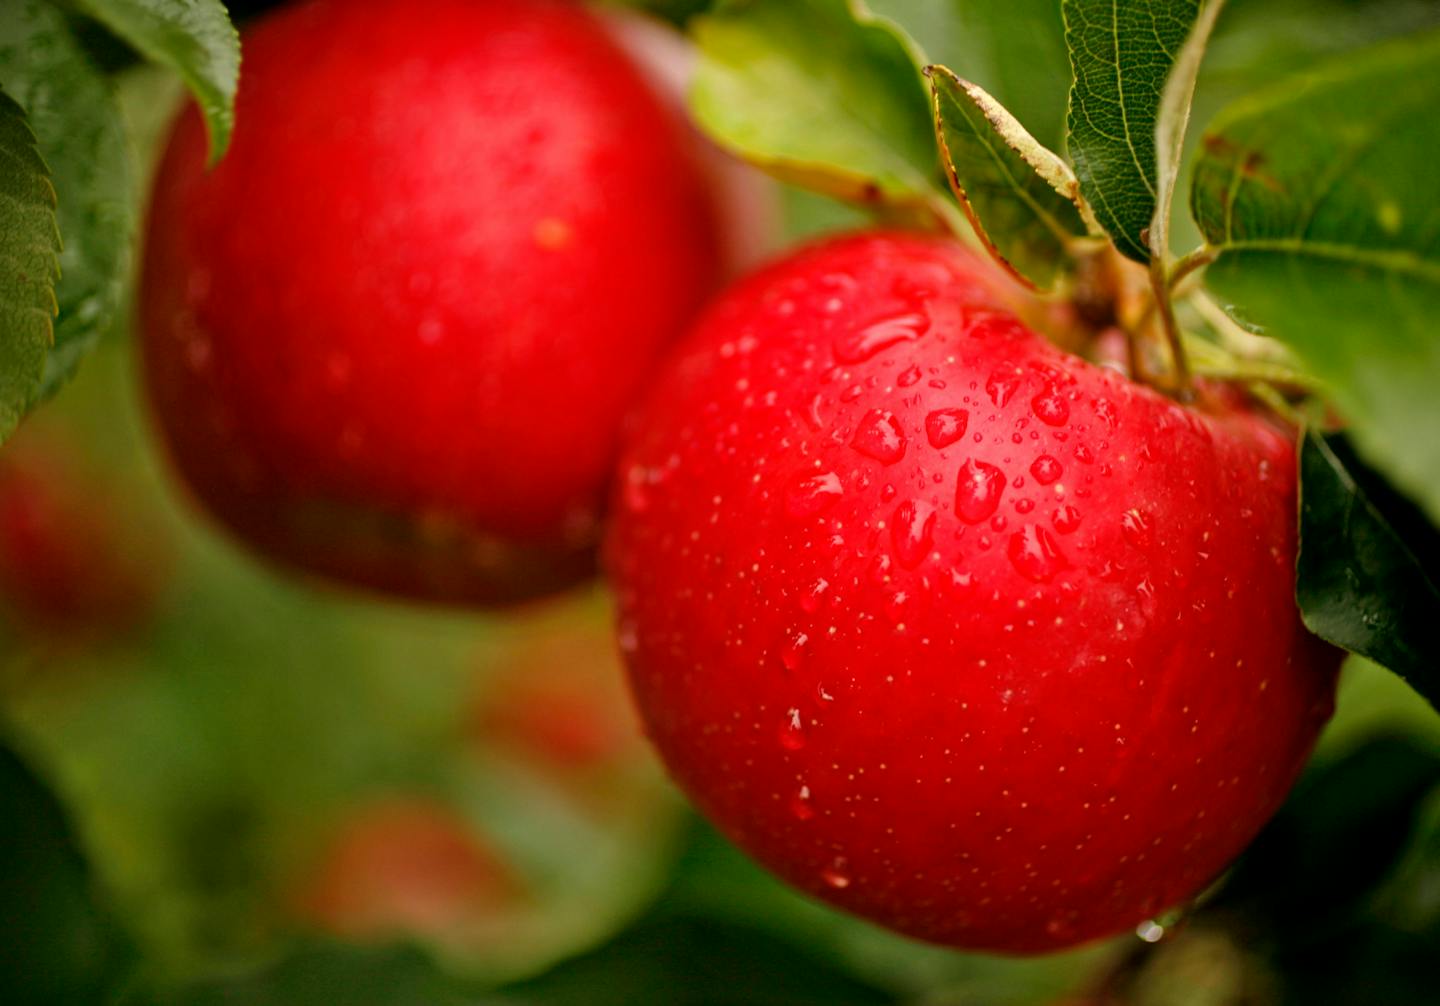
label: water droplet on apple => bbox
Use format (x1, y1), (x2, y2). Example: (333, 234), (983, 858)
(850, 409), (907, 464)
(891, 499), (936, 568)
(780, 708), (806, 750)
(956, 459), (1005, 523)
(833, 313), (929, 363)
(1030, 455), (1062, 485)
(790, 786), (815, 821)
(781, 630), (809, 671)
(1031, 387), (1070, 426)
(925, 408), (969, 448)
(1052, 505), (1082, 534)
(1121, 508), (1152, 548)
(786, 472), (843, 518)
(1008, 525), (1068, 582)
(897, 365), (922, 388)
(986, 367), (1021, 407)
(1095, 397), (1118, 430)
(821, 857), (851, 889)
(799, 578), (829, 614)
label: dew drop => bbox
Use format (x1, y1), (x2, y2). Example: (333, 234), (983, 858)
(891, 499), (937, 568)
(786, 472), (843, 518)
(1121, 508), (1152, 548)
(790, 786), (815, 821)
(1052, 505), (1082, 534)
(1031, 388), (1070, 426)
(880, 483), (897, 503)
(898, 365), (922, 388)
(956, 459), (1005, 523)
(1015, 498), (1035, 515)
(821, 858), (851, 889)
(1008, 525), (1069, 582)
(1030, 455), (1063, 485)
(1074, 444), (1095, 465)
(925, 408), (970, 449)
(986, 367), (1022, 407)
(834, 313), (929, 363)
(780, 708), (806, 750)
(850, 409), (907, 464)
(781, 630), (810, 671)
(1094, 398), (1118, 430)
(799, 578), (830, 614)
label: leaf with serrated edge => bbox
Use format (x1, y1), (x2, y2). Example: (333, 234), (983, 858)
(1191, 29), (1440, 522)
(927, 66), (1090, 291)
(1298, 432), (1440, 708)
(0, 1), (133, 407)
(0, 86), (60, 440)
(690, 0), (945, 219)
(1064, 0), (1200, 262)
(69, 0), (238, 163)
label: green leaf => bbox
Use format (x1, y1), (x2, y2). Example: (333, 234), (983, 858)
(1192, 30), (1440, 522)
(68, 0), (239, 163)
(1296, 432), (1440, 708)
(0, 0), (133, 411)
(0, 738), (136, 1004)
(1062, 0), (1201, 261)
(0, 84), (59, 440)
(926, 65), (1088, 290)
(689, 0), (945, 220)
(1213, 735), (1440, 939)
(1173, 0), (1440, 252)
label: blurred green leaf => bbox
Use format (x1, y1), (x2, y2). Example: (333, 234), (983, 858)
(0, 84), (59, 441)
(689, 0), (944, 219)
(1216, 736), (1440, 935)
(1192, 30), (1440, 523)
(1063, 0), (1201, 261)
(0, 0), (132, 410)
(0, 737), (136, 1005)
(68, 0), (239, 162)
(926, 65), (1088, 290)
(130, 942), (478, 1006)
(490, 914), (895, 1006)
(1297, 433), (1440, 705)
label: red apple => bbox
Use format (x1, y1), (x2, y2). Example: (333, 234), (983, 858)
(606, 231), (1339, 953)
(292, 798), (518, 944)
(139, 0), (723, 604)
(0, 427), (164, 639)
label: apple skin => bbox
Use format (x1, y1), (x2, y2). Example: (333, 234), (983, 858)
(606, 231), (1340, 953)
(139, 0), (722, 604)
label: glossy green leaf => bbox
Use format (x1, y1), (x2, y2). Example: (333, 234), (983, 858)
(1192, 30), (1440, 521)
(0, 84), (59, 440)
(0, 0), (133, 411)
(1296, 432), (1440, 706)
(1063, 0), (1201, 261)
(69, 0), (239, 162)
(0, 739), (136, 1004)
(926, 65), (1087, 290)
(690, 0), (944, 218)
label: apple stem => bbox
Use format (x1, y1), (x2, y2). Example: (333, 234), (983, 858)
(1148, 257), (1194, 401)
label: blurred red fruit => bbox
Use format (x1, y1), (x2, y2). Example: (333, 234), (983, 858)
(139, 0), (724, 604)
